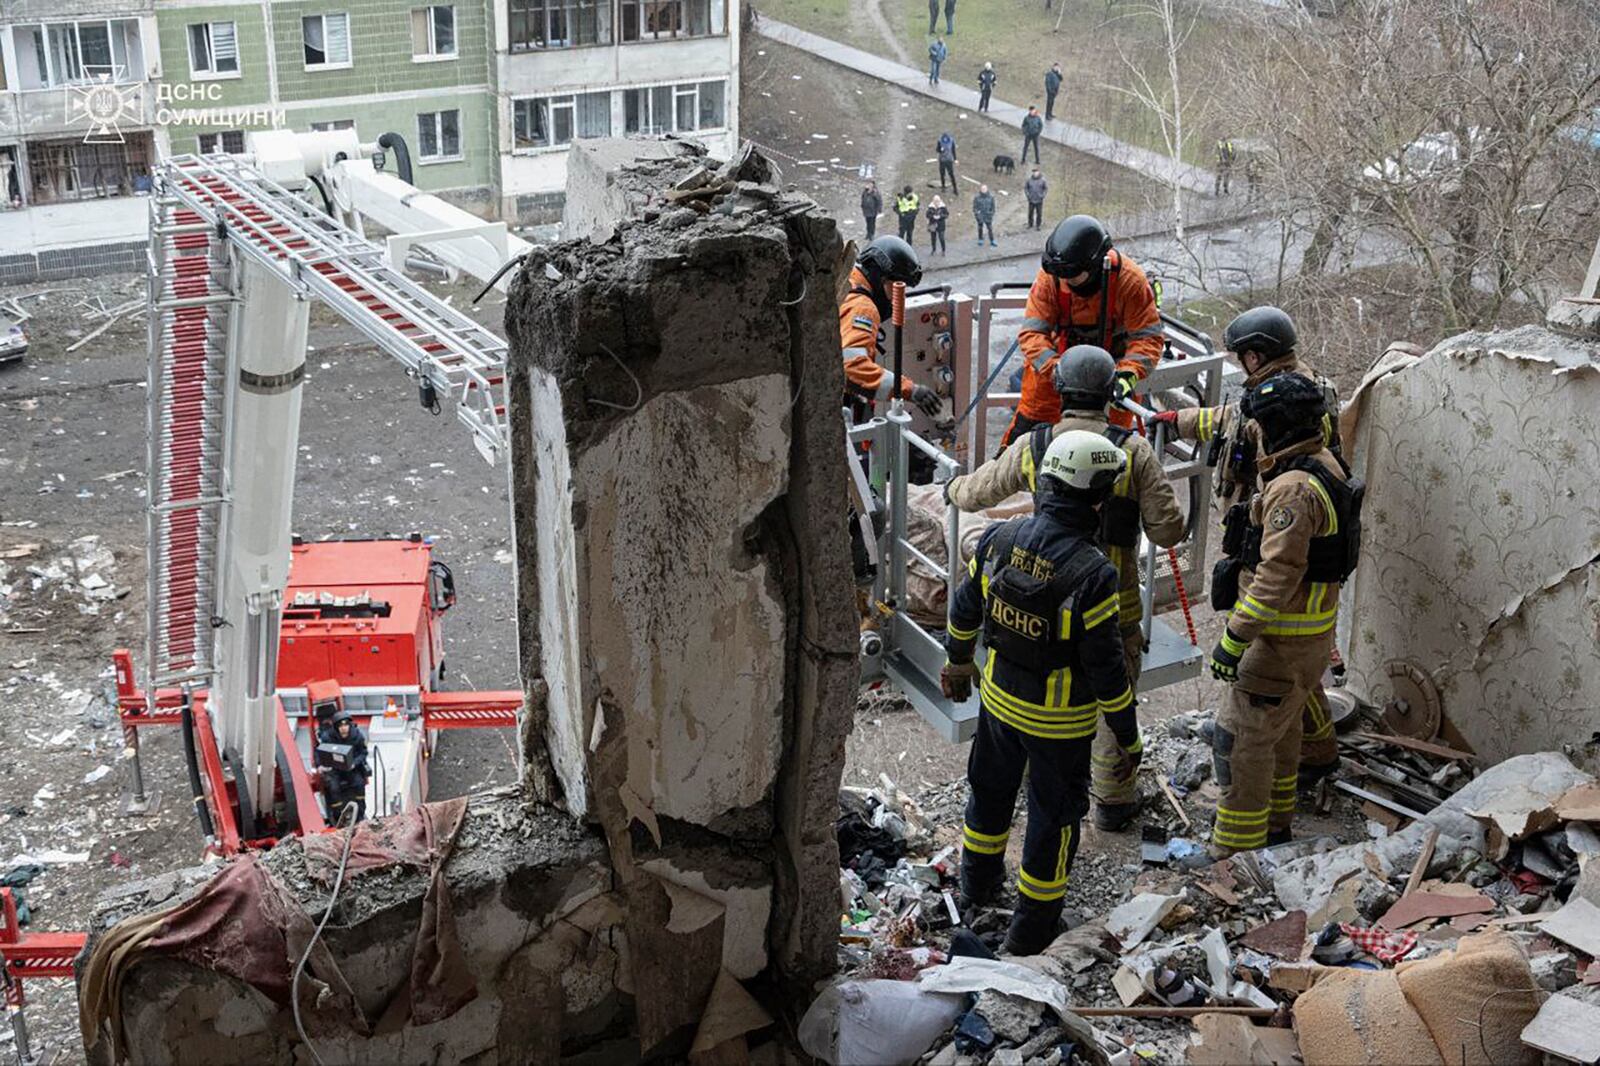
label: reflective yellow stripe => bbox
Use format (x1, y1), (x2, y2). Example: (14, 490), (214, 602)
(1196, 408), (1214, 441)
(947, 622), (980, 641)
(1220, 630), (1249, 656)
(1099, 686), (1134, 715)
(1261, 608), (1337, 636)
(1213, 825), (1268, 848)
(1305, 476), (1338, 535)
(1215, 806), (1269, 825)
(963, 824), (1009, 854)
(1082, 593), (1118, 629)
(1058, 608), (1072, 640)
(1237, 594), (1280, 622)
(968, 554), (979, 577)
(1020, 443), (1036, 489)
(1305, 692), (1334, 739)
(1271, 799), (1297, 812)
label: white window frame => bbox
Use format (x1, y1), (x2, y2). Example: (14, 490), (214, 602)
(623, 79), (726, 136)
(416, 109), (463, 164)
(187, 20), (240, 80)
(18, 19), (142, 88)
(512, 91), (611, 154)
(302, 13), (353, 71)
(308, 118), (357, 133)
(196, 130), (246, 155)
(411, 5), (457, 62)
(618, 0), (726, 43)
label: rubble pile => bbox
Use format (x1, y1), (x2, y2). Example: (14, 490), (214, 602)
(809, 739), (1600, 1065)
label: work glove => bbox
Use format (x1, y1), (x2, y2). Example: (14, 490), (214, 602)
(940, 660), (977, 701)
(910, 384), (943, 417)
(1150, 410), (1179, 430)
(1112, 370), (1140, 403)
(1115, 733), (1144, 783)
(1209, 627), (1249, 682)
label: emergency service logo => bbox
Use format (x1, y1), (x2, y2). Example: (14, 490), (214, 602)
(67, 67), (145, 145)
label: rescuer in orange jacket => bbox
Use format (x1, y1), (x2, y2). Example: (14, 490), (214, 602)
(1003, 215), (1164, 450)
(840, 236), (943, 419)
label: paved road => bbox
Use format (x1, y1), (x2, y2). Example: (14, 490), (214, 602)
(753, 14), (1218, 195)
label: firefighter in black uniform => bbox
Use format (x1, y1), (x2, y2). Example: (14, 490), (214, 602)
(941, 430), (1143, 956)
(318, 709), (372, 824)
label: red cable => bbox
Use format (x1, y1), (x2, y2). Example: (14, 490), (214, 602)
(1168, 547), (1199, 646)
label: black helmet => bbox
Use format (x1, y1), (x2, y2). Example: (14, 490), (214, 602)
(1224, 306), (1297, 362)
(1041, 215), (1112, 282)
(1053, 344), (1116, 409)
(857, 236), (924, 292)
(1242, 372), (1325, 453)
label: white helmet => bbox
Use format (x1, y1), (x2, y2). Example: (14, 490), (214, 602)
(1039, 429), (1127, 498)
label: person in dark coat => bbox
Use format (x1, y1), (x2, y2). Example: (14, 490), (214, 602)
(973, 184), (996, 246)
(928, 0), (939, 33)
(1024, 168), (1048, 230)
(1021, 107), (1044, 165)
(861, 180), (883, 239)
(928, 37), (948, 85)
(944, 0), (957, 33)
(927, 195), (950, 255)
(318, 710), (372, 824)
(936, 132), (958, 190)
(1044, 62), (1063, 121)
(978, 62), (997, 112)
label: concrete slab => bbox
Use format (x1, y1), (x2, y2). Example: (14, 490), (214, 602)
(0, 196), (147, 252)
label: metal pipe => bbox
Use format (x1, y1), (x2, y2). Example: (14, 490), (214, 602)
(943, 494), (962, 615)
(899, 537), (946, 580)
(125, 725), (148, 807)
(1141, 419), (1164, 646)
(890, 281), (906, 408)
(179, 690), (217, 842)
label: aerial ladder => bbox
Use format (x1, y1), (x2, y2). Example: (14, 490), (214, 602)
(115, 128), (531, 854)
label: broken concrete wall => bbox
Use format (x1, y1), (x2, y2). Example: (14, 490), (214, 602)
(1340, 325), (1600, 766)
(506, 150), (858, 986)
(560, 137), (710, 243)
(78, 792), (626, 1064)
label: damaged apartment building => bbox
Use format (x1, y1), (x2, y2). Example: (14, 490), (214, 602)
(0, 0), (737, 223)
(61, 138), (1600, 1064)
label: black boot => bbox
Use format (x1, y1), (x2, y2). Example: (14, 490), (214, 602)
(1001, 896), (1064, 957)
(1266, 827), (1293, 847)
(958, 856), (1004, 913)
(1092, 796), (1144, 832)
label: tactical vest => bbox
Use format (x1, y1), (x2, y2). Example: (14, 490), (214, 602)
(1206, 374), (1342, 497)
(1222, 455), (1364, 583)
(980, 518), (1104, 671)
(1028, 424), (1139, 548)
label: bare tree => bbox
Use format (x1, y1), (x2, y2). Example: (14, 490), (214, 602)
(1101, 0), (1211, 242)
(1227, 0), (1600, 328)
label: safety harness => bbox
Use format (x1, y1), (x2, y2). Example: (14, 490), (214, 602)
(1026, 424), (1139, 548)
(980, 518), (1105, 671)
(1218, 454), (1364, 588)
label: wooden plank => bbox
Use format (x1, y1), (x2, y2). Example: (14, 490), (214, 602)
(1333, 780), (1428, 821)
(1351, 731), (1476, 762)
(1403, 826), (1441, 898)
(1159, 775), (1192, 830)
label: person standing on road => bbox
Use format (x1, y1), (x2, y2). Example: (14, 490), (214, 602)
(936, 132), (958, 191)
(928, 37), (948, 85)
(944, 0), (957, 33)
(1021, 106), (1044, 164)
(1024, 168), (1048, 231)
(895, 184), (921, 242)
(973, 184), (996, 245)
(1215, 138), (1237, 196)
(942, 431), (1142, 956)
(926, 195), (949, 256)
(1044, 62), (1063, 121)
(978, 62), (997, 112)
(861, 180), (882, 240)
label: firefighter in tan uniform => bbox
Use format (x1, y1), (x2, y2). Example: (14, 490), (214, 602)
(1202, 374), (1363, 857)
(1150, 307), (1341, 784)
(946, 345), (1185, 831)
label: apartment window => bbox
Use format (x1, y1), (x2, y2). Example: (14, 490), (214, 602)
(411, 6), (455, 58)
(620, 0), (724, 41)
(197, 131), (246, 154)
(624, 80), (725, 135)
(188, 21), (239, 77)
(417, 109), (462, 162)
(17, 19), (145, 88)
(513, 92), (610, 150)
(309, 119), (356, 132)
(507, 0), (611, 51)
(302, 13), (352, 69)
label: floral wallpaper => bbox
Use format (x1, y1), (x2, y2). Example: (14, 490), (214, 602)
(1340, 329), (1600, 764)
